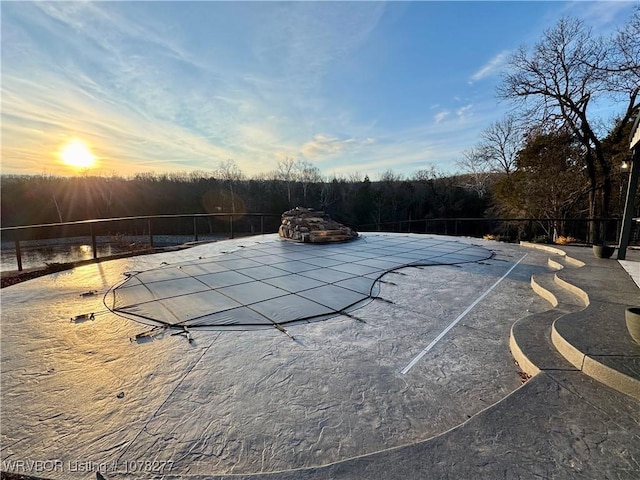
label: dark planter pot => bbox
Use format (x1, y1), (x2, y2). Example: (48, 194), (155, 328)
(626, 307), (640, 344)
(592, 245), (615, 259)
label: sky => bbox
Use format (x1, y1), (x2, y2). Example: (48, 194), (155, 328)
(1, 1), (638, 180)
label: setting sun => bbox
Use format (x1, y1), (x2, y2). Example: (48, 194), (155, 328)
(58, 139), (97, 169)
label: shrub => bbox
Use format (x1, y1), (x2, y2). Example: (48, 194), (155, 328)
(483, 234), (502, 241)
(554, 235), (577, 245)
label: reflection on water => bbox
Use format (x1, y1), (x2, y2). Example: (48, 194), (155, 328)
(1, 241), (114, 272)
(0, 235), (225, 272)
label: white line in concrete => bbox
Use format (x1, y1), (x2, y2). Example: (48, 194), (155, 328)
(401, 253), (529, 375)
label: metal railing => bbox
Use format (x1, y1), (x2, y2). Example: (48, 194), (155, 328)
(1, 213), (281, 271)
(3, 214), (637, 272)
(357, 217), (635, 244)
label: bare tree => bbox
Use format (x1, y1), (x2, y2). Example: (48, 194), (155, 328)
(347, 171), (363, 183)
(48, 178), (64, 223)
(412, 167), (459, 218)
(372, 170), (402, 226)
(478, 116), (521, 176)
(95, 173), (119, 218)
(216, 159), (243, 215)
(498, 16), (640, 241)
(599, 8), (640, 161)
(295, 159), (322, 206)
(607, 8), (640, 84)
(456, 147), (492, 198)
(275, 157), (297, 207)
(320, 174), (346, 213)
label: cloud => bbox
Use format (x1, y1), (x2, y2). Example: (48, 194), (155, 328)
(469, 50), (510, 83)
(301, 134), (375, 158)
(305, 105), (503, 178)
(434, 111), (450, 124)
(563, 1), (634, 28)
(1, 3), (283, 175)
(456, 104), (474, 120)
(2, 2), (392, 178)
(1, 72), (238, 175)
(432, 105), (472, 124)
(251, 2), (385, 95)
(0, 2), (520, 181)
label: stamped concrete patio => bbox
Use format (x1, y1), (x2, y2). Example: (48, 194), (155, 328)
(1, 234), (638, 479)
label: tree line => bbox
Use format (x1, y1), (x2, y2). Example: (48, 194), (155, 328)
(0, 165), (488, 233)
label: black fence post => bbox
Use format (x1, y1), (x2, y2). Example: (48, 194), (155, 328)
(260, 215), (265, 235)
(90, 225), (97, 259)
(148, 219), (154, 247)
(193, 217), (198, 242)
(14, 240), (22, 272)
(229, 215), (234, 239)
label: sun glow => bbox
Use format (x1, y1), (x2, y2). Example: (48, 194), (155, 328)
(59, 139), (97, 170)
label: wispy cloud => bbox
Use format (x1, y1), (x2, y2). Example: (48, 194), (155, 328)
(469, 50), (510, 83)
(250, 2), (385, 96)
(434, 111), (450, 124)
(11, 2), (611, 180)
(1, 1), (392, 177)
(562, 1), (635, 28)
(1, 72), (240, 175)
(307, 101), (502, 178)
(301, 135), (375, 159)
(456, 104), (474, 120)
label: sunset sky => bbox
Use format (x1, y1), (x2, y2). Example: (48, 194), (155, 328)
(1, 1), (637, 179)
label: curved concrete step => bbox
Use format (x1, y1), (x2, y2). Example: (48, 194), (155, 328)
(518, 243), (640, 400)
(552, 273), (590, 306)
(513, 253), (585, 377)
(510, 310), (579, 377)
(530, 273), (586, 310)
(520, 242), (586, 269)
(547, 254), (586, 271)
(509, 244), (589, 378)
(537, 247), (640, 400)
(552, 304), (640, 400)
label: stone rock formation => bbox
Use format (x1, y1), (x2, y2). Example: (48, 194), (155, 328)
(278, 207), (358, 243)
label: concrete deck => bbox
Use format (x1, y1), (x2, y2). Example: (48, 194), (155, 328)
(189, 245), (640, 480)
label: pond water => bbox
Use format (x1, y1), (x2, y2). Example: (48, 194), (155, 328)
(0, 235), (225, 272)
